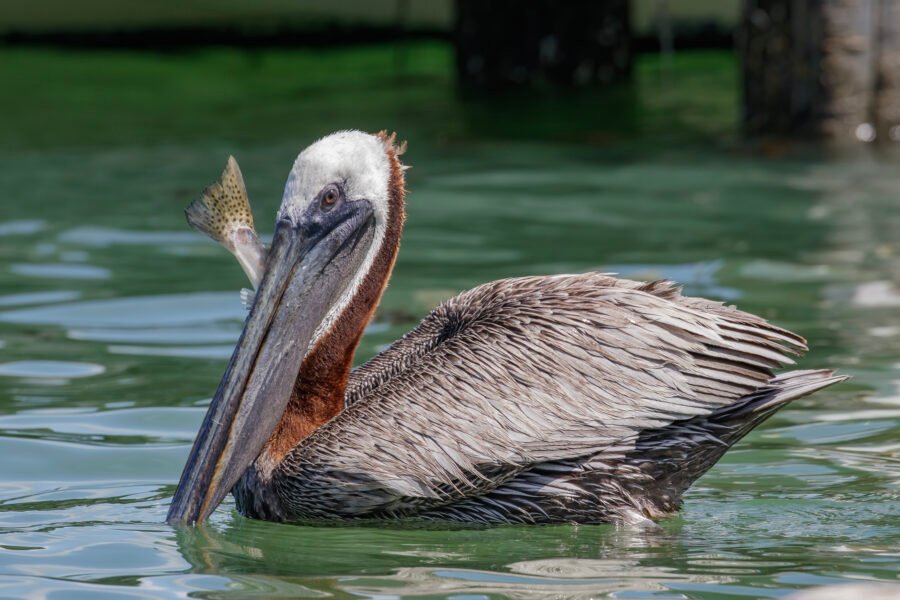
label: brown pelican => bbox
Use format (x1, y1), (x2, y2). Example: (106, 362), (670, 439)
(167, 130), (847, 526)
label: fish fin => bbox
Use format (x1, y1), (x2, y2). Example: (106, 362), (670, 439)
(185, 156), (255, 251)
(185, 156), (267, 289)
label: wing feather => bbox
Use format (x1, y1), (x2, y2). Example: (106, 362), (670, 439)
(276, 273), (806, 519)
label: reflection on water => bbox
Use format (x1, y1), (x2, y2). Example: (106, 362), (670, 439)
(10, 263), (111, 280)
(0, 290), (82, 308)
(0, 360), (104, 379)
(57, 226), (201, 248)
(0, 292), (243, 328)
(0, 113), (898, 600)
(0, 220), (45, 237)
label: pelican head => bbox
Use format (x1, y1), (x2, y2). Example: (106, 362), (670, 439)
(168, 130), (405, 525)
(279, 130), (399, 346)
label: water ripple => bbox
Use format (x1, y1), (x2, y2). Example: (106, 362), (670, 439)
(0, 361), (105, 379)
(0, 220), (46, 236)
(0, 292), (243, 328)
(0, 290), (82, 307)
(10, 263), (111, 280)
(57, 226), (201, 248)
(108, 344), (234, 360)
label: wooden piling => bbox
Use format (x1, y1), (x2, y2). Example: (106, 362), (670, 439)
(875, 0), (900, 141)
(741, 0), (899, 143)
(454, 0), (632, 90)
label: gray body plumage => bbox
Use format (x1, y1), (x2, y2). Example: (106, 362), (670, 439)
(233, 273), (845, 525)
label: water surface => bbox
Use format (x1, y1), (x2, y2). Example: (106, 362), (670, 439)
(0, 47), (897, 598)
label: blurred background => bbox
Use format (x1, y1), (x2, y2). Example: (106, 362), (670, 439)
(2, 0), (899, 146)
(0, 1), (898, 599)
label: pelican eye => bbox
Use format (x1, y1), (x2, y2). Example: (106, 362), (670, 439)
(320, 185), (342, 211)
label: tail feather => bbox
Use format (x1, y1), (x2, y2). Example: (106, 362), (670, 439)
(627, 369), (848, 516)
(709, 370), (849, 434)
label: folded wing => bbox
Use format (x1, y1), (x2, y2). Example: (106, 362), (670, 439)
(275, 273), (807, 519)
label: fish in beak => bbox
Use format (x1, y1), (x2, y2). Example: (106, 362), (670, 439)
(185, 156), (268, 290)
(168, 189), (376, 525)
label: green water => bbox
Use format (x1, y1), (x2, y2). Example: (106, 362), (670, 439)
(0, 45), (898, 598)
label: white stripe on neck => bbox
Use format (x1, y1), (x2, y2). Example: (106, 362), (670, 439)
(308, 214), (387, 351)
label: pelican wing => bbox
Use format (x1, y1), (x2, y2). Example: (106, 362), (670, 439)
(276, 273), (806, 518)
